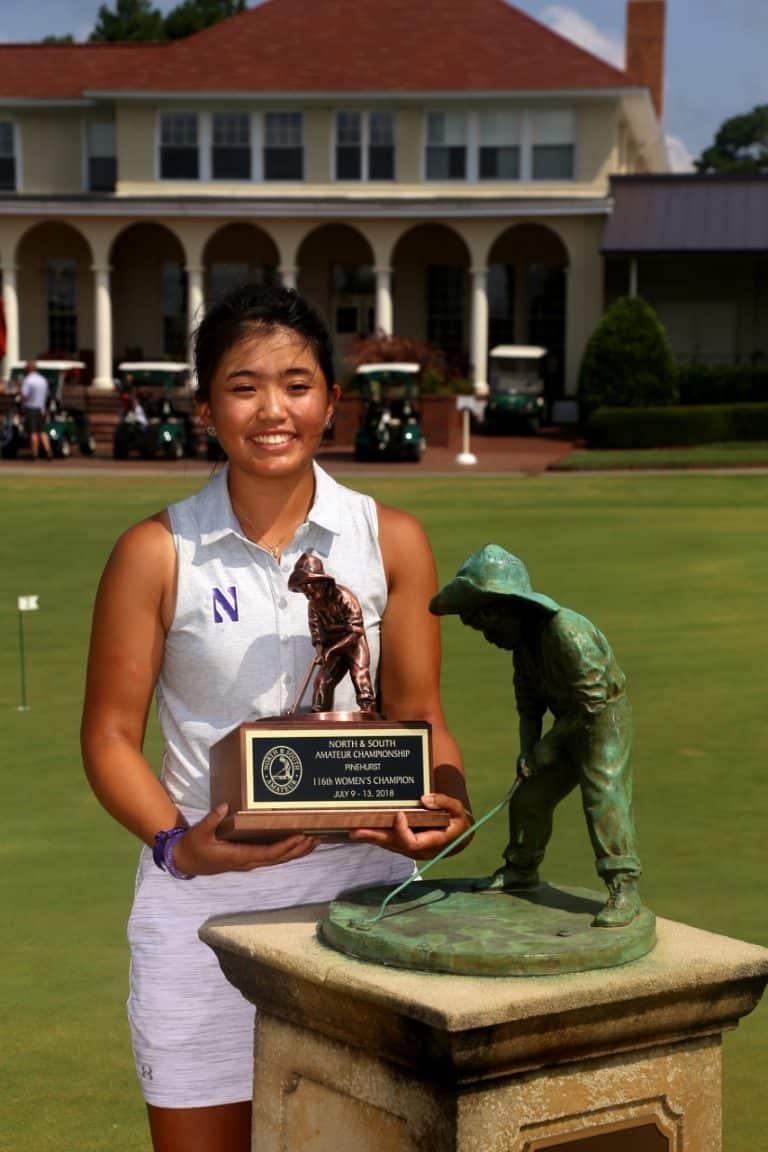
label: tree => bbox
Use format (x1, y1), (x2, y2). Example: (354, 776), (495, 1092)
(164, 0), (247, 40)
(86, 0), (248, 42)
(89, 0), (166, 42)
(577, 296), (678, 417)
(695, 105), (768, 175)
(42, 35), (75, 43)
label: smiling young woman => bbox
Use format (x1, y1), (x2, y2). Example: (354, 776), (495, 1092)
(81, 283), (472, 1152)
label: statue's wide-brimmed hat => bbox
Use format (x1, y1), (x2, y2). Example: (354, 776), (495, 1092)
(288, 552), (333, 589)
(430, 545), (559, 617)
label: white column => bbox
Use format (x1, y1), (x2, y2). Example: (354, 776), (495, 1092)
(279, 265), (298, 290)
(374, 266), (393, 335)
(2, 264), (19, 377)
(91, 265), (114, 389)
(470, 266), (489, 397)
(186, 265), (205, 366)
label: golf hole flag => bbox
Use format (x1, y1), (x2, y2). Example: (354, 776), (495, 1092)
(18, 595), (39, 612)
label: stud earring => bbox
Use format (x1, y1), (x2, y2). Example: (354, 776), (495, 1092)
(324, 417), (333, 430)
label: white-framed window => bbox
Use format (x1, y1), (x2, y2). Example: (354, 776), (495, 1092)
(87, 121), (116, 192)
(0, 121), (17, 191)
(159, 112), (199, 179)
(479, 111), (520, 180)
(162, 262), (187, 358)
(532, 110), (574, 179)
(212, 112), (251, 180)
(335, 111), (362, 179)
(47, 259), (78, 354)
(424, 108), (575, 182)
(369, 111), (395, 179)
(156, 110), (299, 183)
(264, 112), (303, 180)
(426, 112), (467, 180)
(334, 110), (395, 181)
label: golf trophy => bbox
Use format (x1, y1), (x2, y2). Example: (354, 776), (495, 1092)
(211, 552), (449, 842)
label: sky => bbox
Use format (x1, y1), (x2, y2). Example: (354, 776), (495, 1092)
(0, 0), (766, 171)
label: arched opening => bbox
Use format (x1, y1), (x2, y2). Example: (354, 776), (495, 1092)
(110, 223), (187, 362)
(391, 224), (471, 375)
(488, 223), (569, 399)
(203, 223), (279, 304)
(296, 224), (375, 374)
(16, 222), (93, 365)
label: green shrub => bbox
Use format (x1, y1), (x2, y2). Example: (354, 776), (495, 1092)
(678, 363), (768, 405)
(578, 296), (679, 416)
(585, 403), (768, 448)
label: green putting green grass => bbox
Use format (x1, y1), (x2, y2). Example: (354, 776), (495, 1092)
(2, 471), (765, 1150)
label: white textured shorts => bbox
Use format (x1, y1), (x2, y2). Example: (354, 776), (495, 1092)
(127, 828), (412, 1108)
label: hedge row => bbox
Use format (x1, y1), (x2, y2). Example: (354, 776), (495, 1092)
(678, 364), (768, 405)
(584, 404), (768, 449)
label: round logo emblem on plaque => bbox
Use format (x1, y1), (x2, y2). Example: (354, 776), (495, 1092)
(261, 745), (303, 796)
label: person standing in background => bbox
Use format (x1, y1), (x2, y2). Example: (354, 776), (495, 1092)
(20, 360), (53, 460)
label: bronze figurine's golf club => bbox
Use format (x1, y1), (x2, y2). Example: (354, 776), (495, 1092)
(285, 654), (321, 716)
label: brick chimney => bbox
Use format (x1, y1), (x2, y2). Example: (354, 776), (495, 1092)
(626, 0), (666, 120)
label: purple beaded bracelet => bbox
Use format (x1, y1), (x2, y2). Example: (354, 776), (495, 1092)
(152, 827), (194, 880)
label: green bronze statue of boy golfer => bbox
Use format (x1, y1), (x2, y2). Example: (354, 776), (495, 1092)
(430, 545), (642, 928)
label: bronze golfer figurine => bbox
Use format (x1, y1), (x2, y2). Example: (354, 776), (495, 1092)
(430, 545), (643, 929)
(288, 552), (377, 714)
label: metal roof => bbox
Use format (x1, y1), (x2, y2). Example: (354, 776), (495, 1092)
(603, 175), (768, 253)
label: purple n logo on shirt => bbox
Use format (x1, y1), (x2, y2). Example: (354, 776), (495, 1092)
(212, 586), (239, 623)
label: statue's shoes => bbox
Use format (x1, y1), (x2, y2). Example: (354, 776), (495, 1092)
(592, 878), (642, 928)
(472, 866), (541, 892)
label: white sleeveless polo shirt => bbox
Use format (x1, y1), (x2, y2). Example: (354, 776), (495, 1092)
(126, 463), (413, 1109)
(159, 460), (387, 809)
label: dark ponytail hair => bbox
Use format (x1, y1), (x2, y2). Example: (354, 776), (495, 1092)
(194, 282), (335, 400)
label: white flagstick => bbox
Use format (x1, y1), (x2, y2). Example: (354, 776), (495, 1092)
(16, 595), (39, 711)
(455, 406), (478, 467)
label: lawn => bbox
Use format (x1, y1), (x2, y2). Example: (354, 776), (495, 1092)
(2, 471), (766, 1150)
(554, 440), (768, 470)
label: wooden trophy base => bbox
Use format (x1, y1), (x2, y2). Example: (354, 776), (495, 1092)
(218, 808), (450, 844)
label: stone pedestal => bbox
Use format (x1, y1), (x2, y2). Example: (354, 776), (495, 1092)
(201, 908), (768, 1152)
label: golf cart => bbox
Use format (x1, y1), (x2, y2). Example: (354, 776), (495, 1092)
(352, 363), (425, 462)
(482, 345), (547, 435)
(3, 360), (95, 458)
(114, 362), (195, 460)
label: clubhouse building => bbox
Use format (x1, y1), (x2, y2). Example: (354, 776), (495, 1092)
(0, 0), (669, 394)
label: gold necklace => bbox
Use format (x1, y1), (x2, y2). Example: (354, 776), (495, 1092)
(231, 497), (304, 561)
